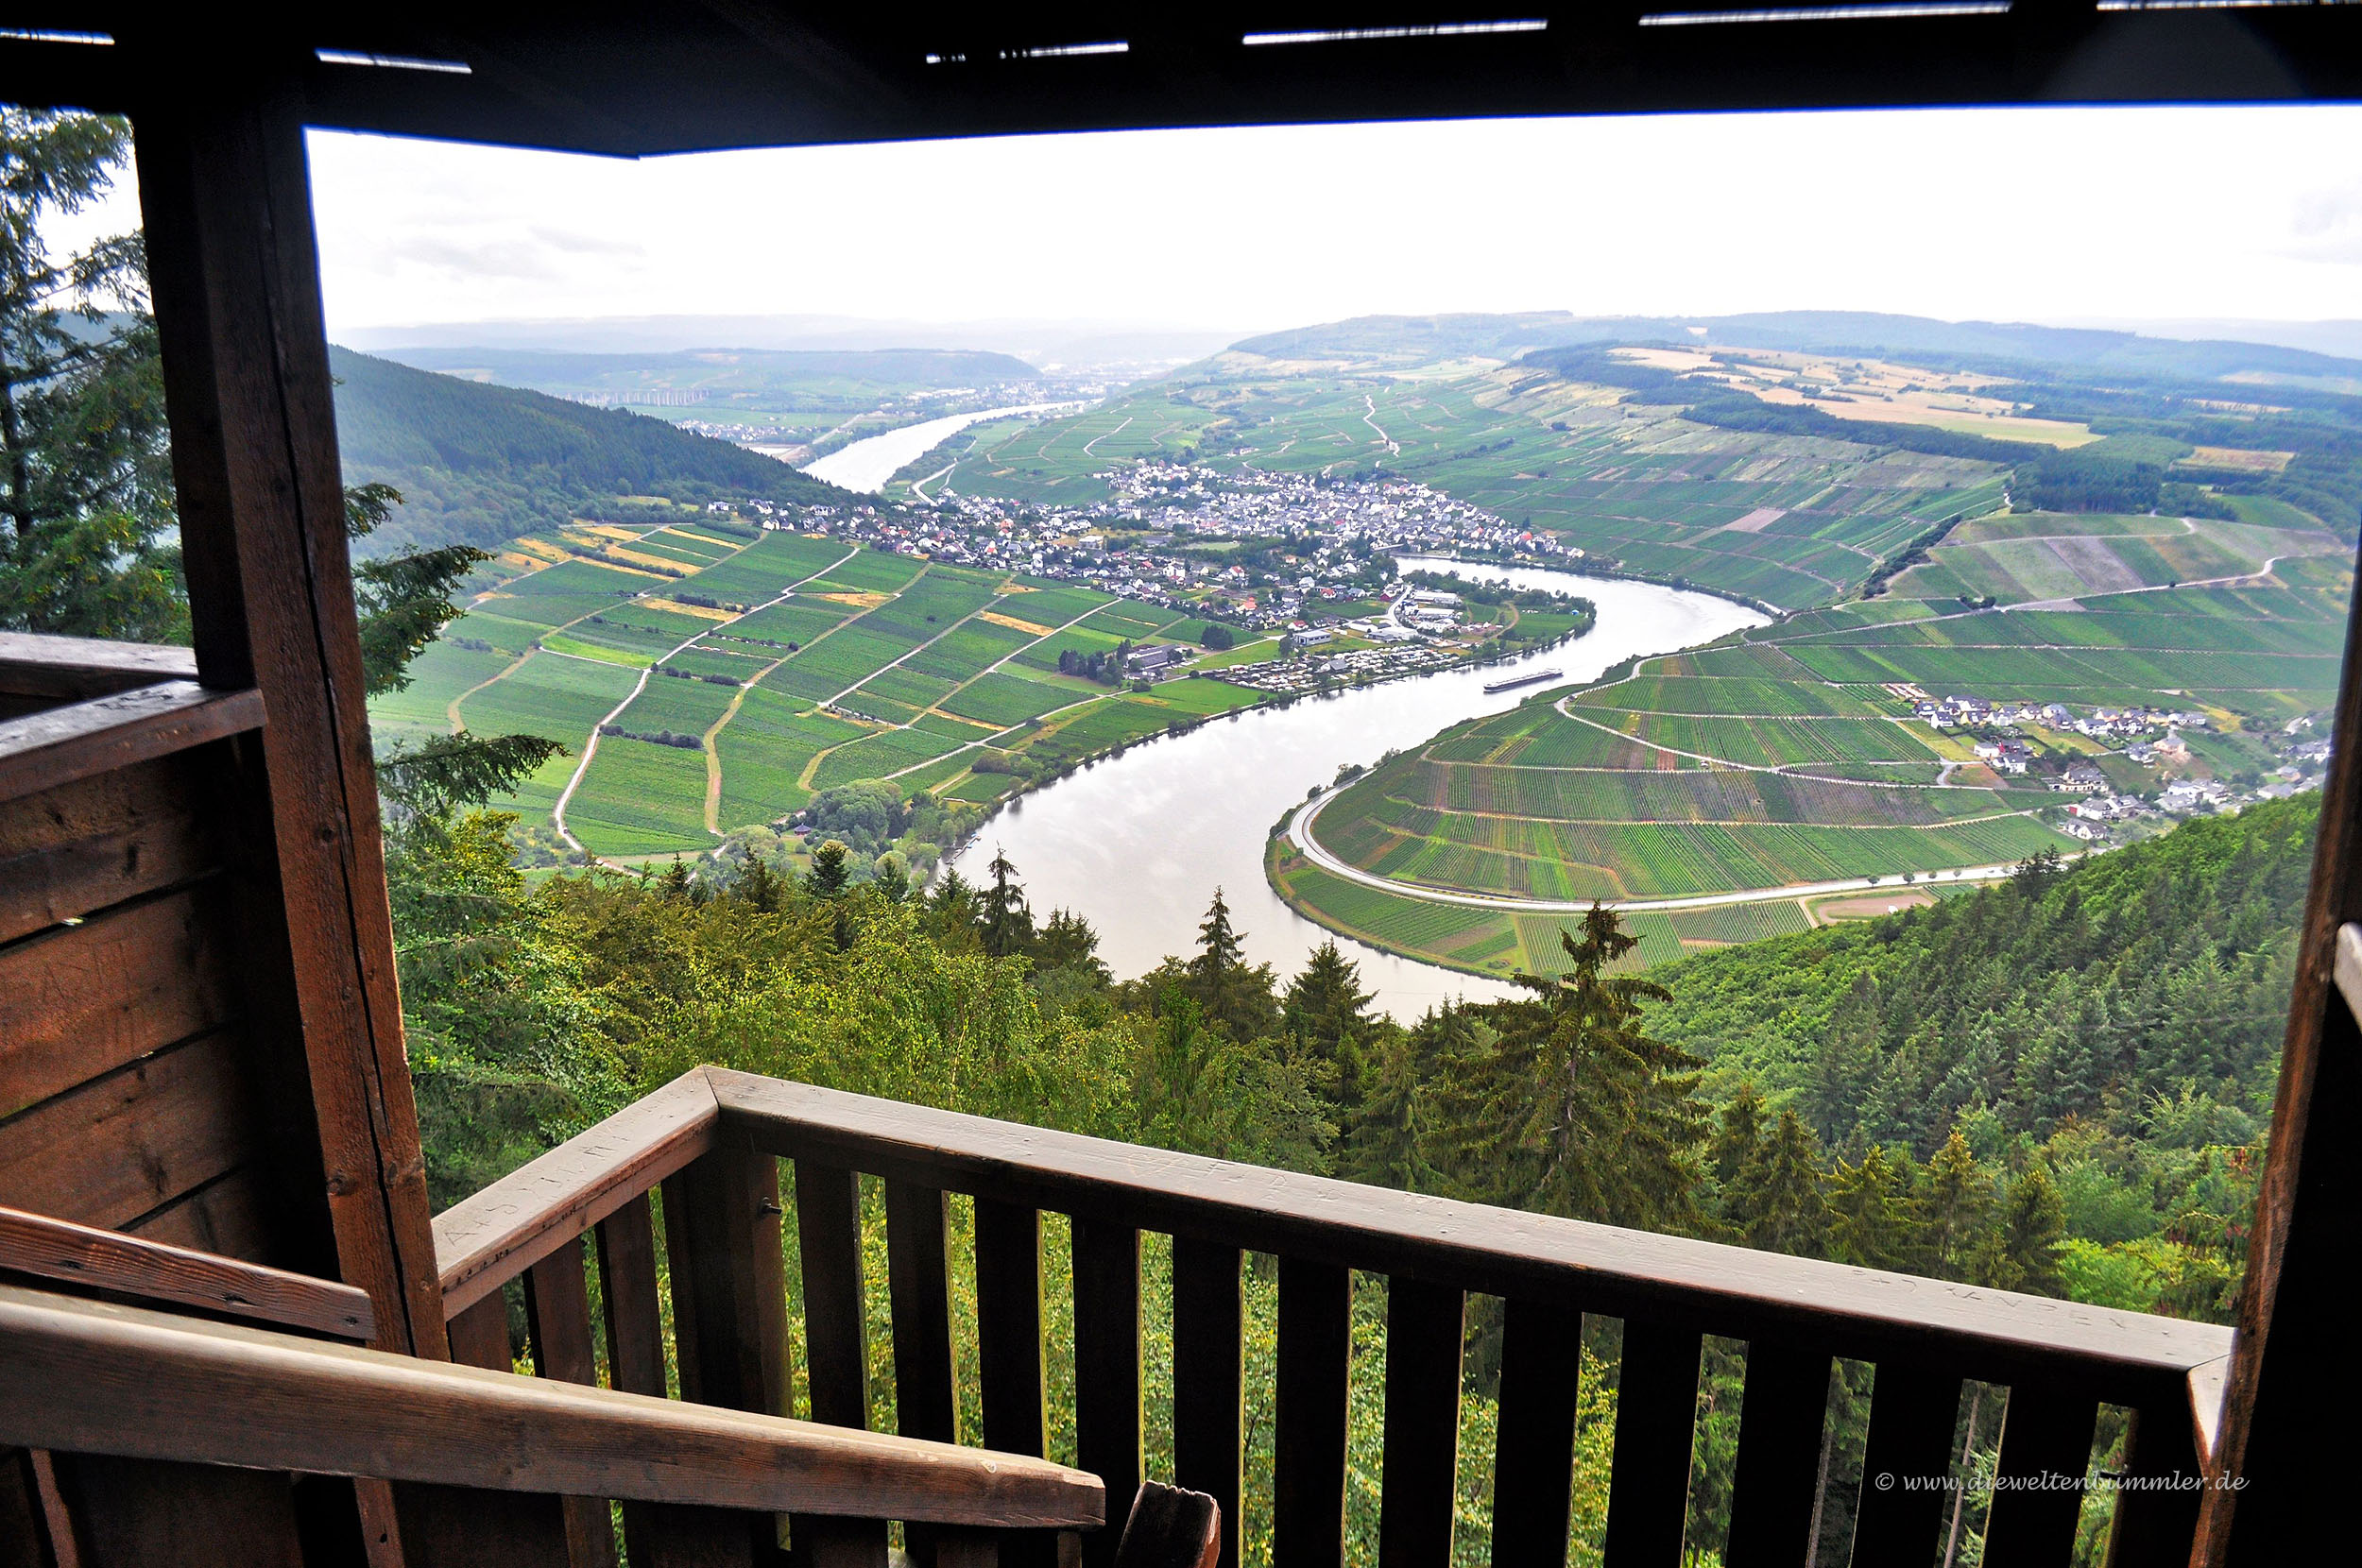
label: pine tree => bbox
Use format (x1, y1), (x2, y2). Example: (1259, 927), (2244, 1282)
(1428, 906), (1707, 1230)
(1282, 940), (1376, 1105)
(1974, 1165), (2066, 1297)
(1825, 1146), (1920, 1270)
(978, 845), (1036, 959)
(1340, 1015), (1446, 1193)
(1917, 1129), (1994, 1281)
(1724, 1109), (1829, 1256)
(659, 859), (693, 901)
(806, 840), (850, 897)
(1036, 909), (1111, 985)
(736, 855), (781, 913)
(1710, 1082), (1768, 1189)
(1186, 887), (1279, 1041)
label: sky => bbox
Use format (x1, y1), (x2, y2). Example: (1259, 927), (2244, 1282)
(47, 103), (2362, 338)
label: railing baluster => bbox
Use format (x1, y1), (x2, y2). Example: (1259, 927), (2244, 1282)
(1600, 1320), (1701, 1568)
(1378, 1279), (1464, 1568)
(595, 1194), (667, 1566)
(1721, 1341), (1830, 1567)
(885, 1184), (958, 1442)
(659, 1145), (792, 1567)
(1172, 1237), (1241, 1568)
(796, 1161), (870, 1430)
(976, 1200), (1052, 1568)
(445, 1291), (511, 1372)
(1850, 1362), (1961, 1567)
(2105, 1396), (2205, 1566)
(1981, 1386), (2098, 1564)
(525, 1235), (620, 1568)
(796, 1163), (886, 1568)
(1073, 1219), (1142, 1568)
(1489, 1297), (1581, 1568)
(1275, 1258), (1350, 1568)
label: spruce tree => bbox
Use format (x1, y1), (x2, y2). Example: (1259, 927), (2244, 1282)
(1187, 887), (1279, 1041)
(1724, 1109), (1829, 1256)
(736, 855), (781, 914)
(1974, 1165), (2066, 1296)
(1427, 905), (1707, 1230)
(806, 840), (850, 897)
(1917, 1129), (1994, 1281)
(1282, 939), (1376, 1105)
(1825, 1146), (1919, 1270)
(978, 845), (1036, 959)
(1710, 1082), (1768, 1189)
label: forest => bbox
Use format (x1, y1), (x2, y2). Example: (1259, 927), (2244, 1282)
(327, 345), (847, 554)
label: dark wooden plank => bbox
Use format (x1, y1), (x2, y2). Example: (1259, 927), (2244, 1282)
(799, 1515), (888, 1568)
(1600, 1321), (1700, 1568)
(1377, 1278), (1463, 1568)
(975, 1200), (1046, 1461)
(55, 1454), (305, 1568)
(137, 85), (443, 1355)
(0, 1283), (1105, 1527)
(1980, 1386), (2097, 1564)
(0, 749), (222, 944)
(637, 1504), (760, 1568)
(712, 1074), (2231, 1390)
(395, 1484), (571, 1568)
(0, 1031), (255, 1233)
(2105, 1398), (2205, 1568)
(0, 884), (237, 1121)
(526, 1236), (620, 1568)
(0, 684), (264, 806)
(596, 1195), (667, 1397)
(796, 1161), (869, 1431)
(1111, 1482), (1220, 1568)
(1170, 1238), (1241, 1568)
(0, 632), (197, 701)
(885, 1183), (956, 1443)
(662, 1144), (789, 1419)
(1721, 1342), (1830, 1568)
(119, 1167), (273, 1263)
(0, 1202), (371, 1338)
(596, 1196), (667, 1568)
(0, 1447), (64, 1568)
(1073, 1221), (1142, 1568)
(446, 1292), (512, 1372)
(436, 1068), (719, 1313)
(1489, 1296), (1581, 1568)
(1849, 1363), (1961, 1568)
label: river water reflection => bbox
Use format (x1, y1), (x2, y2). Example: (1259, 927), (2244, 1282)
(947, 560), (1767, 1020)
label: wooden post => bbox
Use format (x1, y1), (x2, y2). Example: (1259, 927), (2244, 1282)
(2195, 531), (2362, 1562)
(129, 61), (442, 1357)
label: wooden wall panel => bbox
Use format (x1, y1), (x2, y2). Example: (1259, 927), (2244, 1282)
(119, 1168), (274, 1262)
(0, 1035), (256, 1234)
(0, 749), (224, 946)
(0, 886), (238, 1122)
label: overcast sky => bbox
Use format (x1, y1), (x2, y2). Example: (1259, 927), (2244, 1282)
(53, 104), (2362, 336)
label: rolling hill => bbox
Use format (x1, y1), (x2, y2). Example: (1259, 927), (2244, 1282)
(329, 346), (847, 554)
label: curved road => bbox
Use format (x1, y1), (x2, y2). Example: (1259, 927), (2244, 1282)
(1282, 785), (2041, 914)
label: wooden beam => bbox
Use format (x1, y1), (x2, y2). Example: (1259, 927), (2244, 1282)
(0, 1283), (1104, 1529)
(0, 632), (199, 702)
(711, 1073), (2229, 1391)
(132, 70), (441, 1353)
(0, 1203), (371, 1339)
(0, 684), (262, 805)
(435, 1069), (719, 1312)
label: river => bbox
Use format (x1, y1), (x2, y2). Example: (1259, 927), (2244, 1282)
(948, 559), (1768, 1020)
(795, 402), (1085, 493)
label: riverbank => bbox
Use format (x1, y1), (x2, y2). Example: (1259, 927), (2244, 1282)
(946, 567), (1764, 1020)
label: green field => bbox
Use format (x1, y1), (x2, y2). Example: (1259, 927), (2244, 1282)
(1280, 497), (2352, 966)
(369, 523), (1262, 859)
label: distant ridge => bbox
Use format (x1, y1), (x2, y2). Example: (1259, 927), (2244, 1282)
(1230, 310), (2362, 384)
(329, 346), (846, 554)
(379, 345), (1046, 392)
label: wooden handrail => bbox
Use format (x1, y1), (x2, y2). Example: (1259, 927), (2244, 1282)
(705, 1070), (2233, 1393)
(0, 681), (265, 803)
(0, 1203), (373, 1339)
(434, 1068), (719, 1312)
(0, 630), (200, 702)
(0, 1282), (1103, 1528)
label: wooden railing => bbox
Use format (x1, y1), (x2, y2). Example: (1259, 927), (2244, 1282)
(435, 1067), (2237, 1568)
(0, 1280), (1098, 1567)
